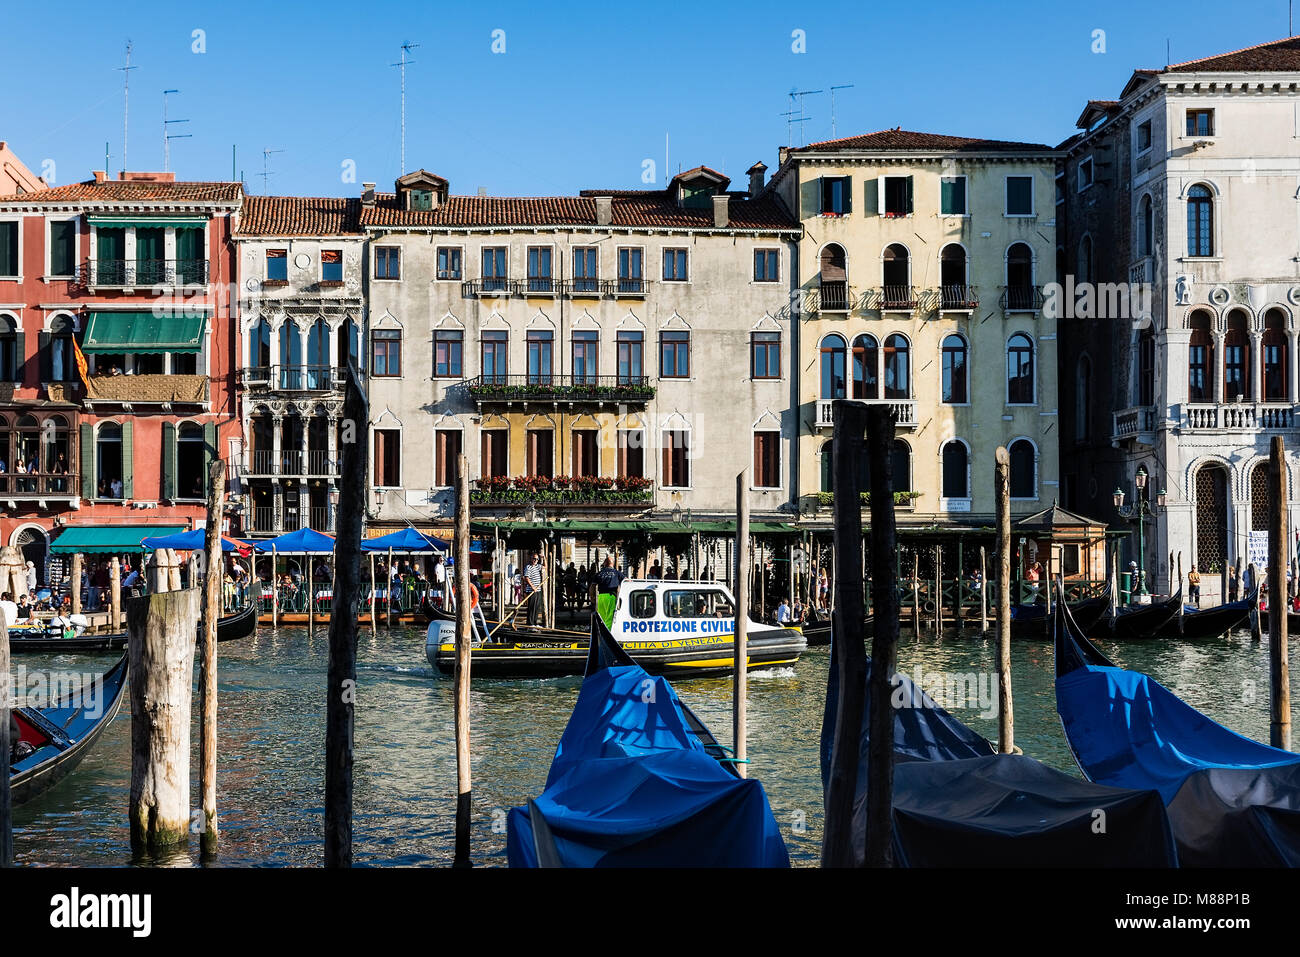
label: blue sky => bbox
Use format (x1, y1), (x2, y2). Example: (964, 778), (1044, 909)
(2, 0), (1294, 197)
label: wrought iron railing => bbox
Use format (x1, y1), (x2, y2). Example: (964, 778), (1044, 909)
(1000, 285), (1044, 311)
(939, 285), (979, 310)
(465, 374), (655, 403)
(818, 280), (849, 311)
(0, 472), (78, 496)
(86, 259), (209, 287)
(877, 285), (917, 310)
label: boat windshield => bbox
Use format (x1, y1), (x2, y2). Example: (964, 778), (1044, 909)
(664, 589), (733, 619)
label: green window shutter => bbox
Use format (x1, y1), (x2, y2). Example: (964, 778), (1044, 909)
(905, 175), (914, 214)
(38, 332), (51, 382)
(162, 421), (176, 501)
(121, 420), (134, 499)
(204, 422), (218, 485)
(816, 176), (825, 213)
(79, 424), (94, 500)
(96, 228), (124, 261)
(843, 178), (852, 214)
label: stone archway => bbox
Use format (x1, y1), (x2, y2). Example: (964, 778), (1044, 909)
(10, 524), (49, 590)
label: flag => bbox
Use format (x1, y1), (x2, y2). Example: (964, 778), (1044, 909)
(72, 336), (88, 389)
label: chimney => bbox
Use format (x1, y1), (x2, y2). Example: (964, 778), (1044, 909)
(92, 170), (107, 184)
(747, 161), (767, 198)
(778, 146), (790, 166)
(361, 182), (376, 205)
(120, 171), (176, 183)
(594, 195), (613, 227)
(712, 194), (729, 228)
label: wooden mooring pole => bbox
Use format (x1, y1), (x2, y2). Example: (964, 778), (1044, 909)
(979, 546), (988, 635)
(200, 458), (225, 857)
(995, 447), (1014, 754)
(454, 453), (474, 866)
(1250, 562), (1263, 643)
(1269, 436), (1291, 750)
(110, 557), (122, 633)
(911, 553), (920, 636)
(1, 606), (11, 867)
(70, 553), (82, 615)
(271, 545), (278, 629)
(734, 471), (750, 780)
(128, 586), (199, 853)
(933, 545), (943, 637)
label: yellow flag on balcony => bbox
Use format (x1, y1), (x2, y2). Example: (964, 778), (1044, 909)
(72, 336), (88, 389)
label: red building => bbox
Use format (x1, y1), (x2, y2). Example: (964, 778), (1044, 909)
(0, 169), (243, 584)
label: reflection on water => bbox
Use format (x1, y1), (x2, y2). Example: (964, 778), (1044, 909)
(9, 624), (1299, 867)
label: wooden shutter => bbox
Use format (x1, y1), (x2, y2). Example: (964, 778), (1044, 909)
(204, 422), (218, 478)
(479, 431), (492, 479)
(661, 433), (672, 487)
(38, 332), (50, 382)
(374, 430), (386, 486)
(79, 423), (94, 499)
(162, 422), (176, 500)
(905, 175), (914, 214)
(121, 419), (134, 499)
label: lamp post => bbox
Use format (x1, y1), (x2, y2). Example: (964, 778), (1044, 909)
(1114, 470), (1166, 600)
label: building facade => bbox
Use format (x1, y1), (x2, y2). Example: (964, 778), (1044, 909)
(1059, 37), (1300, 602)
(769, 131), (1061, 540)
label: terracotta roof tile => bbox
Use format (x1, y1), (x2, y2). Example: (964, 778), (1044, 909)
(794, 128), (1055, 153)
(235, 196), (363, 236)
(1164, 35), (1300, 73)
(0, 179), (242, 205)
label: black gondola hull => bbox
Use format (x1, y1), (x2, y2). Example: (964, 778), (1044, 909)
(7, 604), (257, 654)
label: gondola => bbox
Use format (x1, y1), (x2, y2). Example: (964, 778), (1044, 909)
(506, 615), (789, 867)
(1054, 590), (1300, 866)
(1086, 587), (1182, 641)
(1149, 589), (1257, 640)
(7, 601), (258, 653)
(9, 654), (129, 806)
(213, 600), (259, 643)
(1006, 584), (1112, 639)
(818, 616), (1177, 866)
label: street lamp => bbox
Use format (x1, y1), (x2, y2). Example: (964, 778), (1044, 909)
(1114, 469), (1165, 599)
(672, 503), (683, 525)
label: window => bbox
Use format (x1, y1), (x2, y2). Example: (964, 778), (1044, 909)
(96, 227), (124, 282)
(526, 429), (553, 478)
(617, 331), (643, 383)
(482, 246), (508, 292)
(1188, 311), (1214, 402)
(754, 249), (779, 282)
(1138, 195), (1154, 257)
(480, 429), (508, 479)
(662, 429), (690, 487)
(573, 246), (598, 291)
(751, 332), (780, 379)
(437, 246), (462, 281)
(49, 221), (76, 277)
(375, 246), (400, 280)
(940, 245), (968, 304)
(629, 591), (656, 618)
(1077, 157), (1094, 192)
(1006, 242), (1034, 305)
(1264, 309), (1289, 401)
(527, 246), (553, 292)
(1005, 176), (1034, 216)
(41, 323), (74, 383)
(175, 423), (207, 499)
(942, 335), (968, 404)
(1186, 109), (1214, 137)
(891, 439), (912, 493)
(0, 315), (16, 381)
(1187, 184), (1214, 257)
(435, 430), (462, 486)
(1137, 120), (1152, 153)
(371, 328), (401, 377)
(821, 334), (847, 400)
(526, 330), (553, 383)
(172, 353), (197, 375)
(0, 222), (17, 277)
(135, 227), (164, 284)
(1078, 235), (1093, 285)
(662, 248), (688, 281)
(940, 176), (967, 216)
(1139, 330), (1155, 407)
(818, 244), (848, 310)
(374, 429), (401, 487)
(433, 329), (462, 377)
(883, 334), (909, 400)
(617, 429), (644, 478)
(617, 247), (643, 292)
(852, 334), (878, 400)
(266, 248), (287, 282)
(572, 429), (598, 478)
(176, 228), (204, 284)
(481, 330), (507, 384)
(1007, 333), (1034, 404)
(1224, 310), (1250, 401)
(410, 189), (433, 211)
(941, 441), (969, 499)
(882, 175), (913, 217)
(321, 249), (342, 282)
(1009, 440), (1036, 499)
(753, 431), (780, 488)
(820, 176), (851, 215)
(882, 244), (910, 302)
(96, 422), (123, 499)
(660, 330), (690, 378)
(573, 331), (598, 384)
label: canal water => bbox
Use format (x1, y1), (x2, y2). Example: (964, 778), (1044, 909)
(8, 623), (1295, 867)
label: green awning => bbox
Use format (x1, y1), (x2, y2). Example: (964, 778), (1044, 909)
(84, 311), (207, 353)
(87, 216), (208, 229)
(50, 525), (186, 554)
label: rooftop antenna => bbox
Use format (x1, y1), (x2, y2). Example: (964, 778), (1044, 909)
(787, 88), (822, 146)
(830, 84), (855, 138)
(1166, 38), (1171, 67)
(162, 89), (191, 173)
(261, 147), (285, 195)
(391, 41), (420, 175)
(117, 40), (137, 174)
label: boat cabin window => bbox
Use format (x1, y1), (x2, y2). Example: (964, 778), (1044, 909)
(628, 590), (656, 618)
(665, 589), (732, 618)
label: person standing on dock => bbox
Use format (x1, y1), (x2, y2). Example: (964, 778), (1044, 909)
(594, 557), (625, 630)
(1188, 565), (1202, 607)
(1228, 565), (1240, 602)
(523, 553), (545, 625)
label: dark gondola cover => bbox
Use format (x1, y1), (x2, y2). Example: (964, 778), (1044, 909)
(506, 615), (788, 867)
(1090, 588), (1182, 641)
(820, 623), (1177, 866)
(1149, 589), (1257, 640)
(1054, 593), (1300, 866)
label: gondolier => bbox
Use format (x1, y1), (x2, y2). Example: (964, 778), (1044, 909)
(523, 552), (545, 625)
(594, 557), (625, 630)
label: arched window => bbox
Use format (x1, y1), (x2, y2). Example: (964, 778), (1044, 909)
(1264, 308), (1289, 401)
(307, 318), (330, 388)
(819, 244), (848, 311)
(1188, 310), (1214, 402)
(891, 439), (912, 493)
(882, 244), (910, 307)
(940, 244), (967, 288)
(1009, 439), (1036, 499)
(1187, 184), (1213, 257)
(941, 335), (967, 404)
(1076, 355), (1092, 441)
(1138, 328), (1155, 407)
(44, 414), (70, 490)
(1078, 234), (1093, 285)
(822, 440), (869, 493)
(883, 334), (909, 399)
(820, 334), (847, 399)
(941, 440), (969, 499)
(852, 334), (879, 400)
(248, 318), (271, 371)
(338, 318), (359, 370)
(1139, 195), (1154, 257)
(14, 414), (38, 489)
(1006, 242), (1034, 303)
(1007, 333), (1034, 404)
(0, 414), (8, 490)
(279, 318), (302, 388)
(1224, 309), (1250, 401)
(96, 422), (123, 499)
(0, 313), (17, 382)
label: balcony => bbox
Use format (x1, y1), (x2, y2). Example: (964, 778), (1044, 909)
(461, 278), (648, 299)
(85, 258), (209, 289)
(875, 285), (918, 312)
(1111, 405), (1158, 445)
(1000, 286), (1044, 313)
(83, 373), (207, 407)
(1182, 402), (1297, 432)
(470, 475), (654, 509)
(939, 285), (979, 313)
(240, 365), (343, 392)
(242, 449), (340, 478)
(0, 472), (79, 507)
(812, 281), (850, 313)
(814, 398), (918, 430)
(465, 374), (655, 408)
